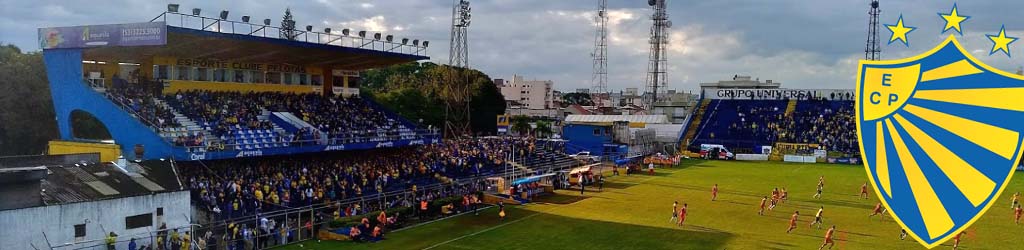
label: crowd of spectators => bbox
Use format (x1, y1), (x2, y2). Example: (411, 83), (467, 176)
(165, 90), (275, 137)
(695, 99), (859, 155)
(722, 103), (786, 144)
(105, 78), (180, 129)
(778, 100), (858, 154)
(179, 137), (549, 222)
(163, 90), (417, 150)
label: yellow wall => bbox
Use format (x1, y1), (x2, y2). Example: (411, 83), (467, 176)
(163, 80), (320, 94)
(48, 140), (121, 162)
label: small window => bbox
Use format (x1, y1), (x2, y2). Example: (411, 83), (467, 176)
(154, 65), (170, 80)
(311, 75), (322, 86)
(175, 66), (190, 80)
(213, 69), (227, 82)
(194, 68), (209, 81)
(299, 74), (308, 85)
(267, 72), (281, 84)
(593, 129), (601, 136)
(283, 73), (294, 85)
(233, 70), (245, 83)
(251, 71), (264, 83)
(125, 213), (153, 229)
(74, 224), (86, 238)
(156, 207), (164, 217)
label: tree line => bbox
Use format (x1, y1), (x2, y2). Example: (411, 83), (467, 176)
(360, 62), (506, 136)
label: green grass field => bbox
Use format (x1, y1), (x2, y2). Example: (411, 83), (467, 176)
(277, 160), (1024, 250)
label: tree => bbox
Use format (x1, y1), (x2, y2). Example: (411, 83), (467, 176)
(534, 120), (552, 138)
(0, 44), (59, 155)
(510, 115), (531, 135)
(361, 62), (505, 135)
(280, 8), (298, 40)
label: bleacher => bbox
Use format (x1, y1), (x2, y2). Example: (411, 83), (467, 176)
(95, 86), (431, 153)
(690, 100), (787, 153)
(686, 98), (858, 155)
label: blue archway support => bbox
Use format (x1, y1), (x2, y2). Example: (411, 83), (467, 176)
(43, 49), (174, 161)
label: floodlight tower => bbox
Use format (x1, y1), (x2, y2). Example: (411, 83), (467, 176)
(445, 0), (472, 138)
(590, 0), (610, 107)
(643, 0), (670, 110)
(865, 0), (881, 60)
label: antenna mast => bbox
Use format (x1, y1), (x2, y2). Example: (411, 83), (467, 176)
(590, 0), (610, 107)
(445, 0), (472, 137)
(865, 0), (881, 60)
(643, 0), (670, 110)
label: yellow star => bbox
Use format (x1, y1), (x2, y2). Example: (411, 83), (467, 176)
(987, 25), (1018, 57)
(938, 4), (969, 35)
(886, 15), (916, 46)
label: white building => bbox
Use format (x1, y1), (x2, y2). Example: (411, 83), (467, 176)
(0, 154), (190, 250)
(500, 74), (554, 110)
(700, 75), (781, 89)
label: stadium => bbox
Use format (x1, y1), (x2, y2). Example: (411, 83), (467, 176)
(1, 1), (1023, 250)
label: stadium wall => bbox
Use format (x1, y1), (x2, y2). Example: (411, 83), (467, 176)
(48, 140), (122, 162)
(44, 49), (176, 161)
(0, 190), (190, 250)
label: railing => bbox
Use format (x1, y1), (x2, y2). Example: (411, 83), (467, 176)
(179, 129), (440, 152)
(91, 80), (172, 133)
(151, 12), (428, 57)
(49, 223), (197, 250)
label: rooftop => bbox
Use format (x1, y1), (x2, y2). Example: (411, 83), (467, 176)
(0, 154), (183, 211)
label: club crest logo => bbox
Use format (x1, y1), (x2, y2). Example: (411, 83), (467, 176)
(857, 4), (1024, 248)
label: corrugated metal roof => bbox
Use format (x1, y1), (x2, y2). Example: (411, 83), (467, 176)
(2, 159), (183, 210)
(564, 115), (670, 124)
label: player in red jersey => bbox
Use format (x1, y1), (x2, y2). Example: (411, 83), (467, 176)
(786, 211), (799, 234)
(711, 184), (719, 201)
(759, 196), (768, 216)
(677, 203), (688, 227)
(860, 182), (870, 199)
(952, 230), (966, 250)
(868, 203), (886, 220)
(818, 225), (836, 250)
(1014, 204), (1022, 225)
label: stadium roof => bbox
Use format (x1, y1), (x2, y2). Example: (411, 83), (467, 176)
(564, 115), (670, 125)
(0, 155), (183, 211)
(82, 26), (428, 70)
(46, 11), (430, 70)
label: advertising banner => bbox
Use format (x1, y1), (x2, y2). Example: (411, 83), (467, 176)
(702, 88), (855, 100)
(39, 22), (167, 49)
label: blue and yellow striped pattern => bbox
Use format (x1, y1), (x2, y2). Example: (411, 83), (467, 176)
(857, 36), (1024, 249)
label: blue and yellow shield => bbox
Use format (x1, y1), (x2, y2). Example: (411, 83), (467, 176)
(857, 35), (1024, 248)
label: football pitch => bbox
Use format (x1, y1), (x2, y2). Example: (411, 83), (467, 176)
(277, 160), (1024, 250)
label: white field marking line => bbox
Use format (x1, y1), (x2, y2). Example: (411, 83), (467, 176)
(421, 212), (543, 250)
(392, 206), (496, 233)
(613, 171), (669, 186)
(791, 164), (807, 173)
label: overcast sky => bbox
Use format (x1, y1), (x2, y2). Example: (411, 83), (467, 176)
(2, 0), (1022, 92)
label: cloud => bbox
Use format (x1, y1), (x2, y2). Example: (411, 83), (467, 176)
(338, 15), (391, 32)
(3, 0), (1023, 92)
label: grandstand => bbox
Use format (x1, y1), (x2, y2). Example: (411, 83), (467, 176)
(32, 7), (587, 250)
(41, 11), (437, 162)
(680, 80), (859, 158)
